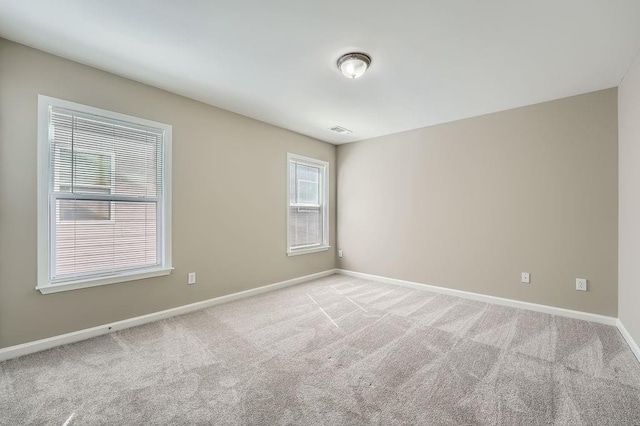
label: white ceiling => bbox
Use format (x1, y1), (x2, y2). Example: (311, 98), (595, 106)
(1, 1), (639, 144)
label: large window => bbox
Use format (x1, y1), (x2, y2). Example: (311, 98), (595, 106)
(37, 96), (172, 293)
(287, 153), (329, 255)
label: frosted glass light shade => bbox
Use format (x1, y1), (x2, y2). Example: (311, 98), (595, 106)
(337, 53), (371, 79)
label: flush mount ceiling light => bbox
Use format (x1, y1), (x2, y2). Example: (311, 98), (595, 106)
(337, 52), (371, 79)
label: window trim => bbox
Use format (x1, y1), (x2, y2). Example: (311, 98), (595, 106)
(36, 95), (173, 294)
(286, 153), (329, 256)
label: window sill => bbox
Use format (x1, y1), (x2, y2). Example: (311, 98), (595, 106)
(36, 267), (174, 294)
(286, 246), (330, 257)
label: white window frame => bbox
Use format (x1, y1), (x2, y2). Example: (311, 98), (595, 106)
(286, 153), (329, 256)
(36, 95), (173, 294)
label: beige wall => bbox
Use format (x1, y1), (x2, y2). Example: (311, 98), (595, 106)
(0, 37), (622, 348)
(0, 39), (336, 348)
(619, 54), (640, 344)
(337, 89), (618, 316)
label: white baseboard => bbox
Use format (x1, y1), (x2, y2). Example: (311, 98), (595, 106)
(616, 319), (640, 362)
(0, 269), (337, 362)
(3, 268), (630, 363)
(336, 269), (618, 326)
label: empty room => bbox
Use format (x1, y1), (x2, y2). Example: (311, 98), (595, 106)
(1, 1), (640, 424)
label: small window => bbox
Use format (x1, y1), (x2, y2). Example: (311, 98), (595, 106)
(57, 148), (115, 221)
(37, 96), (173, 293)
(287, 153), (329, 256)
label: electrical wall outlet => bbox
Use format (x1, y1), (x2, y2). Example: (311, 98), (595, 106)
(338, 250), (343, 258)
(188, 272), (196, 285)
(521, 272), (530, 283)
(576, 278), (587, 291)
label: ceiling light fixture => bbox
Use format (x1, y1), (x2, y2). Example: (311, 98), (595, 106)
(337, 52), (371, 79)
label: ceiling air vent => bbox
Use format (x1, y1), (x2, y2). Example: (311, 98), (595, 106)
(329, 126), (352, 134)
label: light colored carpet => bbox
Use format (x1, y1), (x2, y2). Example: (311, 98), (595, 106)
(1, 274), (640, 425)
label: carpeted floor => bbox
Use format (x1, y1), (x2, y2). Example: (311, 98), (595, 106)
(1, 274), (640, 425)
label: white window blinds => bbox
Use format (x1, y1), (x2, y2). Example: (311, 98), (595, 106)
(287, 154), (329, 255)
(48, 105), (165, 282)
